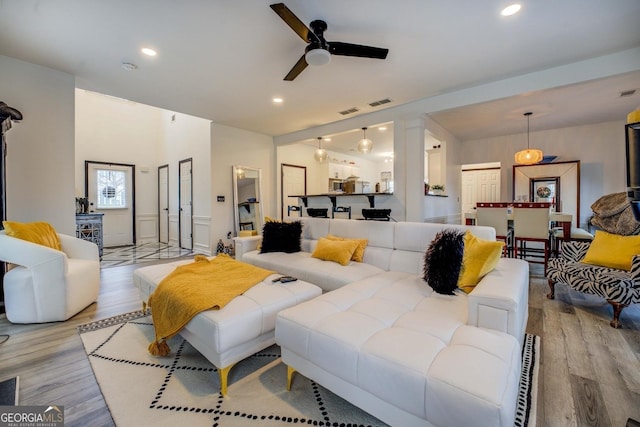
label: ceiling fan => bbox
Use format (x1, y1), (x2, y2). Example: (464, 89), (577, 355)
(270, 3), (389, 81)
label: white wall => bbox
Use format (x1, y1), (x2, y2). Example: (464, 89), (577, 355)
(460, 120), (626, 227)
(76, 91), (212, 250)
(0, 55), (76, 234)
(423, 116), (462, 223)
(75, 90), (163, 235)
(159, 111), (211, 251)
(211, 124), (274, 245)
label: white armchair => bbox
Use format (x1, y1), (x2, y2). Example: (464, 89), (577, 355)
(0, 230), (100, 323)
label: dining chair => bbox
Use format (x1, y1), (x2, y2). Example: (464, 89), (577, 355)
(475, 202), (512, 257)
(512, 203), (552, 274)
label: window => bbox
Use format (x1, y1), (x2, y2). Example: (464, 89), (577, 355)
(96, 169), (127, 209)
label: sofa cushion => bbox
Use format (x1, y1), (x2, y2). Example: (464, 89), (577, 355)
(423, 229), (465, 295)
(326, 234), (368, 262)
(260, 220), (302, 253)
(581, 230), (640, 271)
(458, 231), (504, 294)
(311, 237), (360, 266)
(242, 250), (383, 292)
(3, 220), (62, 251)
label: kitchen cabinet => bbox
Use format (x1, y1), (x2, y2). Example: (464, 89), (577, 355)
(328, 162), (360, 179)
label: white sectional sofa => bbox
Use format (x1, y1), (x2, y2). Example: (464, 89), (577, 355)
(234, 218), (530, 427)
(235, 217), (529, 343)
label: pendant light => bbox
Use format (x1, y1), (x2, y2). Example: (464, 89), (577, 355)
(357, 127), (373, 153)
(514, 112), (543, 165)
(314, 137), (328, 163)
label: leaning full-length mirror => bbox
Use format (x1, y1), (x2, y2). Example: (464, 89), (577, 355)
(232, 166), (263, 236)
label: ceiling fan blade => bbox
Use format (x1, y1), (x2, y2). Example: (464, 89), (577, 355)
(284, 54), (308, 81)
(328, 42), (389, 59)
(270, 3), (318, 43)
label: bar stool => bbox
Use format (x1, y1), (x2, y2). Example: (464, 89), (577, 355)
(287, 205), (302, 217)
(332, 206), (352, 219)
(306, 208), (329, 218)
(362, 208), (391, 221)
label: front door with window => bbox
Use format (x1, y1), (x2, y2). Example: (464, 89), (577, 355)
(86, 161), (134, 247)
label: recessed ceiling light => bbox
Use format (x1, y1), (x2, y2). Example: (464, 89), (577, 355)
(501, 4), (521, 16)
(378, 126), (387, 131)
(141, 47), (157, 56)
(121, 62), (138, 71)
(273, 97), (283, 104)
(323, 137), (331, 142)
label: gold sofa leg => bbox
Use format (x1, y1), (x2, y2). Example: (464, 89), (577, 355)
(218, 363), (236, 397)
(286, 365), (296, 391)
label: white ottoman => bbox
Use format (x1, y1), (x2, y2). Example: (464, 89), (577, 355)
(133, 258), (322, 396)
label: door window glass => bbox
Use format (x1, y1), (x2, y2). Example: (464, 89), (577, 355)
(96, 169), (127, 209)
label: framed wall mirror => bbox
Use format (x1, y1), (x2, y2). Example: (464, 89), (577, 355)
(232, 165), (263, 236)
(530, 177), (560, 210)
(513, 160), (580, 227)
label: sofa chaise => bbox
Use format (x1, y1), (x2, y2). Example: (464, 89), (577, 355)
(234, 217), (530, 426)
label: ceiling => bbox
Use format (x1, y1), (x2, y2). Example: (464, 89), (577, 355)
(1, 0), (639, 148)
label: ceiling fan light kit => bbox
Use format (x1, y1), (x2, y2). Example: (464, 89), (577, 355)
(305, 48), (331, 66)
(515, 112), (543, 165)
(357, 127), (373, 153)
(270, 3), (389, 81)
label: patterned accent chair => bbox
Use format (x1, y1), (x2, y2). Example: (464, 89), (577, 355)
(547, 241), (640, 328)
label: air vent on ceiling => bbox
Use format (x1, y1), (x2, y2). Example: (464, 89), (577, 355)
(620, 89), (637, 97)
(369, 98), (392, 107)
(338, 107), (359, 115)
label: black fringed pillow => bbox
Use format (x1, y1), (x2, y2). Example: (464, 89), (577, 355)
(260, 220), (302, 253)
(423, 229), (465, 295)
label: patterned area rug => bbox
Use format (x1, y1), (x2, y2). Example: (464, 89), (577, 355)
(78, 311), (539, 427)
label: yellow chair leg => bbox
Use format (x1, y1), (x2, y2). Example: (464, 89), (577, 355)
(218, 364), (235, 397)
(286, 365), (296, 391)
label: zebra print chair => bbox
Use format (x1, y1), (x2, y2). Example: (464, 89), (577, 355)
(547, 241), (640, 328)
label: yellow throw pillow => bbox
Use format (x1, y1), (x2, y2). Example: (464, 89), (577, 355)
(457, 231), (504, 293)
(582, 230), (640, 271)
(325, 234), (369, 262)
(3, 220), (62, 251)
(311, 237), (360, 266)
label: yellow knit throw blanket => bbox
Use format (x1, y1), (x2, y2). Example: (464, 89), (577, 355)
(147, 254), (274, 356)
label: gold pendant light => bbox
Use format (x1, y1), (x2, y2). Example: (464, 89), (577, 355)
(514, 112), (543, 165)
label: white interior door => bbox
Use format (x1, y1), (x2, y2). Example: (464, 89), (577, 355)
(460, 167), (501, 221)
(179, 159), (192, 249)
(477, 169), (501, 202)
(282, 164), (306, 218)
(460, 170), (477, 214)
(158, 165), (169, 244)
(87, 162), (134, 247)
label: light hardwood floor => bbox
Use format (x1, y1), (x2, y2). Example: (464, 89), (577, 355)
(0, 262), (638, 427)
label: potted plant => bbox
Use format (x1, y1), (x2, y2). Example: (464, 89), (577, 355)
(431, 184), (445, 195)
